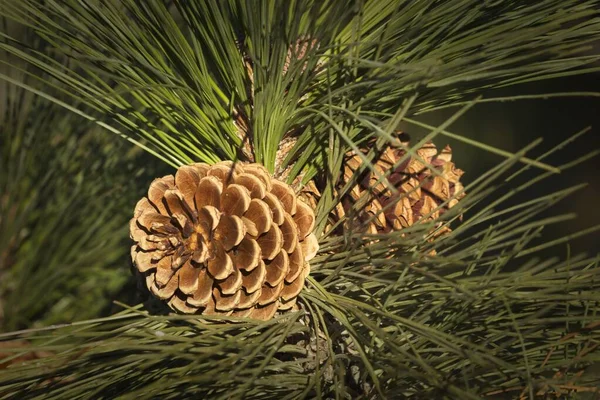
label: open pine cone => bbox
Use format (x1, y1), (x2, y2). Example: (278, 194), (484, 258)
(130, 161), (318, 320)
(300, 133), (465, 237)
(340, 133), (465, 235)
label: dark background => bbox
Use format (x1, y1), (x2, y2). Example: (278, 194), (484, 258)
(414, 72), (599, 257)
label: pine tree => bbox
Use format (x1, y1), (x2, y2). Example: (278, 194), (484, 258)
(1, 1), (600, 398)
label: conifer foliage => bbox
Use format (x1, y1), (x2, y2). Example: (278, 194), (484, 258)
(1, 1), (600, 398)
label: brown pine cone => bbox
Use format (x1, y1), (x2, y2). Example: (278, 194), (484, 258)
(283, 36), (320, 75)
(130, 161), (318, 320)
(298, 133), (465, 238)
(0, 340), (53, 370)
(340, 133), (465, 235)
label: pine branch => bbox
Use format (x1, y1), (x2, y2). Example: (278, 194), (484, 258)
(2, 118), (599, 398)
(1, 1), (599, 399)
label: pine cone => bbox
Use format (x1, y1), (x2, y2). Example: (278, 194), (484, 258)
(340, 133), (465, 235)
(130, 161), (318, 320)
(0, 340), (52, 369)
(283, 36), (320, 75)
(298, 133), (465, 237)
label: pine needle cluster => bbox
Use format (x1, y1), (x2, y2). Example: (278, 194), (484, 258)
(1, 1), (599, 398)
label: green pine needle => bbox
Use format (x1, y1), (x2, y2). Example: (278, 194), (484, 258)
(1, 1), (600, 399)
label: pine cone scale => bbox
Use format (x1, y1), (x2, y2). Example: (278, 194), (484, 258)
(241, 261), (266, 293)
(195, 176), (222, 209)
(232, 237), (260, 271)
(175, 165), (200, 208)
(264, 250), (289, 287)
(178, 261), (199, 294)
(244, 199), (272, 235)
